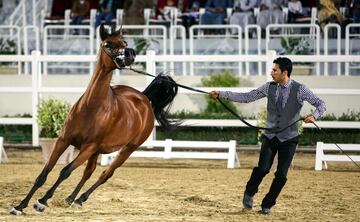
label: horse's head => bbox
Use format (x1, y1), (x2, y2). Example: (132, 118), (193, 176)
(100, 24), (136, 69)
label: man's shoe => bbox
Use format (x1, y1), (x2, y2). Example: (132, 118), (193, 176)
(242, 192), (253, 209)
(260, 207), (271, 215)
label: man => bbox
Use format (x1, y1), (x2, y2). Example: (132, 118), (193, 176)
(201, 0), (230, 25)
(95, 0), (124, 30)
(209, 57), (326, 214)
(229, 0), (258, 34)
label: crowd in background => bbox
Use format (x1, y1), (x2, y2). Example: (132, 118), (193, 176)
(49, 0), (359, 37)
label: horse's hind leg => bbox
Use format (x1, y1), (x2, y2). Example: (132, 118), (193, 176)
(33, 144), (97, 212)
(65, 153), (99, 205)
(74, 146), (135, 206)
(10, 138), (69, 215)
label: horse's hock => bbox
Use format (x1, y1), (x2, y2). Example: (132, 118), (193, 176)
(39, 138), (74, 164)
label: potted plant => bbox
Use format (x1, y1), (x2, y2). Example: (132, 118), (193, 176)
(131, 37), (160, 70)
(279, 36), (312, 75)
(37, 98), (73, 164)
(0, 37), (17, 74)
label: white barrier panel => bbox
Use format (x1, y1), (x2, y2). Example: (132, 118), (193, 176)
(315, 142), (360, 170)
(0, 137), (8, 163)
(101, 139), (239, 168)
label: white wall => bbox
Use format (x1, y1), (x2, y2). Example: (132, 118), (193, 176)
(1, 73), (359, 117)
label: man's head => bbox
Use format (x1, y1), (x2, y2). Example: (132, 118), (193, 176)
(271, 57), (293, 84)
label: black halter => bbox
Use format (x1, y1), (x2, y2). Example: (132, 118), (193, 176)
(101, 42), (136, 69)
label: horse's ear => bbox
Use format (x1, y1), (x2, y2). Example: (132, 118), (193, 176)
(113, 24), (122, 38)
(99, 24), (108, 41)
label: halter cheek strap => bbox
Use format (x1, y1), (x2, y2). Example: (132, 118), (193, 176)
(101, 42), (124, 69)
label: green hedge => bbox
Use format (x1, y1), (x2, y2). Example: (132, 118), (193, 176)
(157, 127), (360, 146)
(0, 114), (32, 143)
(1, 110), (360, 145)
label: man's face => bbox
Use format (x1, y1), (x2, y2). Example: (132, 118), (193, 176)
(271, 63), (288, 84)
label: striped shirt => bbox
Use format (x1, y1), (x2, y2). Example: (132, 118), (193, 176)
(219, 79), (326, 119)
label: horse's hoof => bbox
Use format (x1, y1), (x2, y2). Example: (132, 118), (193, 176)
(33, 200), (46, 212)
(65, 197), (74, 206)
(9, 207), (23, 216)
(74, 199), (83, 207)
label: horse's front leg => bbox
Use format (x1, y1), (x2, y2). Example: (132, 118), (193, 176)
(33, 144), (97, 212)
(65, 153), (99, 206)
(10, 138), (69, 215)
(74, 147), (134, 206)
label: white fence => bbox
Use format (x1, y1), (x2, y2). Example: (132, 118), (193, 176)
(315, 142), (360, 170)
(1, 51), (360, 147)
(100, 139), (239, 168)
(0, 137), (8, 163)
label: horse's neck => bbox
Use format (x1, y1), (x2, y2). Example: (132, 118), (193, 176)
(83, 58), (113, 106)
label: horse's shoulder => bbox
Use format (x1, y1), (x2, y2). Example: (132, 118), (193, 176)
(111, 85), (146, 99)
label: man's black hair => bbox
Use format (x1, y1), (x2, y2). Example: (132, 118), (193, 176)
(273, 57), (293, 77)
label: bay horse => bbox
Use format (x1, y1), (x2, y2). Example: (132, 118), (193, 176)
(10, 24), (178, 215)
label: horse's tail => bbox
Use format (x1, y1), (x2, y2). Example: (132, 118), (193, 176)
(143, 73), (180, 130)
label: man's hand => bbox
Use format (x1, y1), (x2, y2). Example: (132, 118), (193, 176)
(209, 91), (220, 99)
(303, 114), (316, 124)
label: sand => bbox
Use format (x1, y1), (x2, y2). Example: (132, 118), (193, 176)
(0, 149), (359, 222)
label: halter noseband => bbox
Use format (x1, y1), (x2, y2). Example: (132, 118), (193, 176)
(101, 42), (128, 69)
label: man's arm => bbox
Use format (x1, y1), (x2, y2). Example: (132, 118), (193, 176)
(209, 82), (269, 103)
(298, 84), (326, 123)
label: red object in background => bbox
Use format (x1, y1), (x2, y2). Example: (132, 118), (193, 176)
(50, 0), (99, 18)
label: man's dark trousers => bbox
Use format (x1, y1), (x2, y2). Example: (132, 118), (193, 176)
(245, 136), (298, 208)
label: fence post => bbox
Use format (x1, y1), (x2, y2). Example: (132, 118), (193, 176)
(227, 140), (239, 168)
(315, 142), (324, 170)
(31, 50), (41, 146)
(146, 50), (157, 141)
(164, 139), (172, 159)
(0, 137), (8, 163)
(266, 50), (276, 82)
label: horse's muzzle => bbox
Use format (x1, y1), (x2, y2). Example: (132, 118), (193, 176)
(115, 48), (136, 68)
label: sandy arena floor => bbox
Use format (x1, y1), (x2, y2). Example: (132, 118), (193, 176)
(0, 149), (359, 222)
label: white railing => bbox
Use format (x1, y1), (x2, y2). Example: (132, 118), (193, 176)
(266, 23), (321, 75)
(345, 24), (360, 76)
(0, 25), (22, 75)
(324, 24), (341, 76)
(100, 139), (239, 168)
(43, 25), (95, 75)
(315, 142), (360, 170)
(1, 52), (360, 146)
(0, 23), (359, 75)
(0, 137), (8, 163)
(7, 0), (26, 26)
(189, 24), (242, 76)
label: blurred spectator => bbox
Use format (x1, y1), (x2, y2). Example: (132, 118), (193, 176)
(345, 0), (360, 23)
(156, 0), (179, 21)
(71, 0), (90, 25)
(229, 0), (258, 34)
(181, 0), (207, 37)
(201, 0), (230, 25)
(123, 0), (152, 25)
(95, 0), (123, 29)
(287, 0), (303, 23)
(300, 0), (315, 17)
(49, 0), (73, 18)
(257, 0), (288, 33)
(317, 0), (343, 32)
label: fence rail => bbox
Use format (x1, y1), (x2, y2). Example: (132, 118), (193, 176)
(315, 142), (360, 170)
(1, 51), (360, 146)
